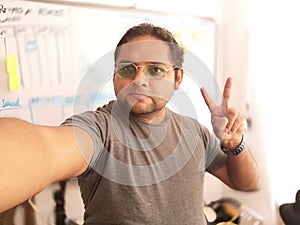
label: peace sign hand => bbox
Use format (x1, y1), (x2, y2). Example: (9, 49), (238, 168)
(200, 77), (244, 149)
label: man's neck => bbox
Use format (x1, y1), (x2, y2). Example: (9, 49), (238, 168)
(133, 107), (167, 124)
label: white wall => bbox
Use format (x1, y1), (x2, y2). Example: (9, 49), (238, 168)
(218, 0), (277, 224)
(249, 0), (300, 206)
(248, 0), (300, 223)
(219, 0), (300, 224)
(205, 0), (277, 225)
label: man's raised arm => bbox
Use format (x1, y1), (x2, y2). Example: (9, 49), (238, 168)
(201, 77), (260, 191)
(0, 118), (93, 212)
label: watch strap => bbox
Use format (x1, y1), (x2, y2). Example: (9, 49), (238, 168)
(221, 135), (246, 156)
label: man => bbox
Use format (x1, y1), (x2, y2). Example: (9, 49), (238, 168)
(0, 23), (259, 224)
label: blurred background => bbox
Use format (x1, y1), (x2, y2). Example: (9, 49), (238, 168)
(1, 0), (300, 224)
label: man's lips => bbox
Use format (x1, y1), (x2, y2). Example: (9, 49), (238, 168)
(127, 93), (148, 101)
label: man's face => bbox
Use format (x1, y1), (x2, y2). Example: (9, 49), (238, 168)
(113, 35), (183, 117)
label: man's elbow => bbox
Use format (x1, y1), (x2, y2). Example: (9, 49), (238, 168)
(232, 177), (261, 192)
(237, 185), (260, 192)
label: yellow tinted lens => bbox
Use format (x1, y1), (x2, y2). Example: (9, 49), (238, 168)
(117, 64), (137, 79)
(145, 64), (166, 79)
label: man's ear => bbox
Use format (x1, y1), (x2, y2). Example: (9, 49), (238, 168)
(175, 68), (183, 90)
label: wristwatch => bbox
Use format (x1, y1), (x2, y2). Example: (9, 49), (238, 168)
(221, 135), (246, 156)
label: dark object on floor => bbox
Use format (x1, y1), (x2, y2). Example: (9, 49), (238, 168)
(279, 189), (300, 225)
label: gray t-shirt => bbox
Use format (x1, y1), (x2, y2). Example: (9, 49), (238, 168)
(62, 100), (227, 225)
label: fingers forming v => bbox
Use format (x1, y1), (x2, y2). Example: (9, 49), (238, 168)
(225, 108), (238, 133)
(200, 87), (217, 112)
(200, 86), (228, 140)
(201, 77), (232, 113)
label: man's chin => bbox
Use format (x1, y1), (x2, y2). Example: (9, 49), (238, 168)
(116, 99), (149, 115)
(129, 102), (152, 115)
(126, 97), (151, 111)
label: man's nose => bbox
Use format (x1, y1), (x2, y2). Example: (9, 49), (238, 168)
(132, 67), (149, 87)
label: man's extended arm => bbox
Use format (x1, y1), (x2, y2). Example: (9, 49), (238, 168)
(0, 118), (93, 212)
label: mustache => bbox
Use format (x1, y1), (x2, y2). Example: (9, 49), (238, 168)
(122, 85), (151, 96)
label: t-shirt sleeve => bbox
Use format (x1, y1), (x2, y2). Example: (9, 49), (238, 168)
(204, 129), (228, 173)
(61, 111), (104, 171)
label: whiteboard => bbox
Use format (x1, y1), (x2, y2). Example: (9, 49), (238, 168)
(0, 0), (216, 126)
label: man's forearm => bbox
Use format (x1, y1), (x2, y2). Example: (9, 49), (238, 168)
(0, 118), (56, 212)
(226, 146), (260, 191)
(0, 117), (93, 212)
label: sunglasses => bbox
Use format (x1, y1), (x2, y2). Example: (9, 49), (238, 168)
(115, 63), (178, 80)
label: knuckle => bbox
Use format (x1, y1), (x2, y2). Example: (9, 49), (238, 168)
(227, 108), (238, 117)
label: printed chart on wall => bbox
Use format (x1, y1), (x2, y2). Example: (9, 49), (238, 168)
(0, 0), (216, 126)
(0, 0), (74, 125)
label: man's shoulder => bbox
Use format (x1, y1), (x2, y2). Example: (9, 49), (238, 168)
(95, 100), (115, 114)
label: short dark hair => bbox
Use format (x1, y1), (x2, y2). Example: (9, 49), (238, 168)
(114, 23), (184, 68)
